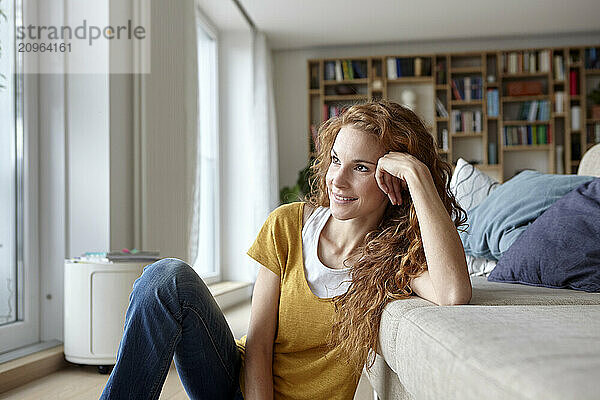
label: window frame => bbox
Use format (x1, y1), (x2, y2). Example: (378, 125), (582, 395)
(0, 0), (40, 354)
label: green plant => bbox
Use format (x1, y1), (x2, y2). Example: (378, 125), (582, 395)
(279, 158), (314, 204)
(589, 83), (600, 105)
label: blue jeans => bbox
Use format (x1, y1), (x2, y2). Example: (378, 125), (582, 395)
(100, 258), (244, 399)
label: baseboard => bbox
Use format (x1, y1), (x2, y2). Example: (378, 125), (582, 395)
(0, 344), (68, 394)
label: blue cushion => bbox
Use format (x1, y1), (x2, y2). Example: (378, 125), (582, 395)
(488, 178), (600, 292)
(459, 170), (594, 260)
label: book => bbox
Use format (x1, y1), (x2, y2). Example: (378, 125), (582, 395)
(569, 70), (578, 95)
(342, 60), (350, 80)
(435, 98), (448, 117)
(387, 58), (397, 79)
(528, 101), (538, 121)
(450, 79), (462, 100)
(325, 62), (335, 80)
(77, 250), (161, 263)
(554, 55), (565, 80)
(414, 57), (422, 76)
(335, 60), (343, 81)
(464, 77), (471, 101)
(351, 60), (366, 79)
(555, 92), (564, 113)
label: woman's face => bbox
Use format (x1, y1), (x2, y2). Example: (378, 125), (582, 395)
(326, 125), (389, 221)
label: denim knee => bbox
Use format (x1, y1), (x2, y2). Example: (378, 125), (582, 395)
(131, 258), (196, 302)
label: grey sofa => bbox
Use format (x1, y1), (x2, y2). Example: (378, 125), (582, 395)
(366, 144), (600, 400)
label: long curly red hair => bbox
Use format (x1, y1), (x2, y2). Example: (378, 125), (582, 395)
(305, 100), (467, 376)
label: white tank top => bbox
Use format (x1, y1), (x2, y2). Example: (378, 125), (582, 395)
(302, 206), (352, 298)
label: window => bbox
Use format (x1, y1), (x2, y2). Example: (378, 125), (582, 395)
(0, 0), (39, 354)
(0, 0), (18, 328)
(192, 9), (219, 283)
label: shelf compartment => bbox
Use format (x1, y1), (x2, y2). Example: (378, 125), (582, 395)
(502, 120), (550, 125)
(450, 67), (483, 74)
(584, 69), (600, 75)
(500, 72), (550, 78)
(503, 144), (552, 151)
(450, 100), (483, 106)
(387, 76), (434, 83)
(323, 79), (369, 85)
(502, 95), (549, 102)
(452, 132), (484, 137)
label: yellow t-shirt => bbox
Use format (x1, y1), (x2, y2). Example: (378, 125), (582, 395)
(235, 202), (362, 399)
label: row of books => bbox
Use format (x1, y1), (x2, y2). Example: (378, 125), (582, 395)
(584, 48), (600, 69)
(451, 110), (482, 133)
(386, 57), (432, 79)
(514, 100), (551, 122)
(324, 60), (368, 81)
(486, 89), (499, 117)
(502, 50), (552, 74)
(451, 77), (483, 101)
(503, 125), (552, 146)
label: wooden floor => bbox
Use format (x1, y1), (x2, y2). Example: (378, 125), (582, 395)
(0, 363), (188, 400)
(0, 300), (376, 399)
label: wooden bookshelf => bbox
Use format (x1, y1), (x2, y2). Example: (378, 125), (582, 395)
(308, 45), (600, 181)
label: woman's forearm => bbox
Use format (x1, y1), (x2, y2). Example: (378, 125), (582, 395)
(407, 166), (472, 305)
(244, 341), (274, 400)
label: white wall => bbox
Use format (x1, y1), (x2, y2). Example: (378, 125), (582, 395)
(273, 32), (600, 189)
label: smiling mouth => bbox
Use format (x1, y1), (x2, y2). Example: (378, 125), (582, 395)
(332, 193), (358, 202)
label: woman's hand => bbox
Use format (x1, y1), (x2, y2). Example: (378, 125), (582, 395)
(375, 152), (429, 206)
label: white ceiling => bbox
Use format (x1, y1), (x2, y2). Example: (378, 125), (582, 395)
(197, 0), (600, 50)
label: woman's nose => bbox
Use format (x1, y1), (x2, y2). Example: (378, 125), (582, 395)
(331, 166), (350, 187)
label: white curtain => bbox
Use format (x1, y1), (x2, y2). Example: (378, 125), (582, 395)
(188, 28), (279, 283)
(249, 30), (279, 282)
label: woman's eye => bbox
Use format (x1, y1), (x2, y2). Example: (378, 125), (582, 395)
(331, 155), (340, 164)
(355, 164), (369, 172)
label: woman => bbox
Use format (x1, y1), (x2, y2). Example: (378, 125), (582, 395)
(100, 100), (471, 400)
